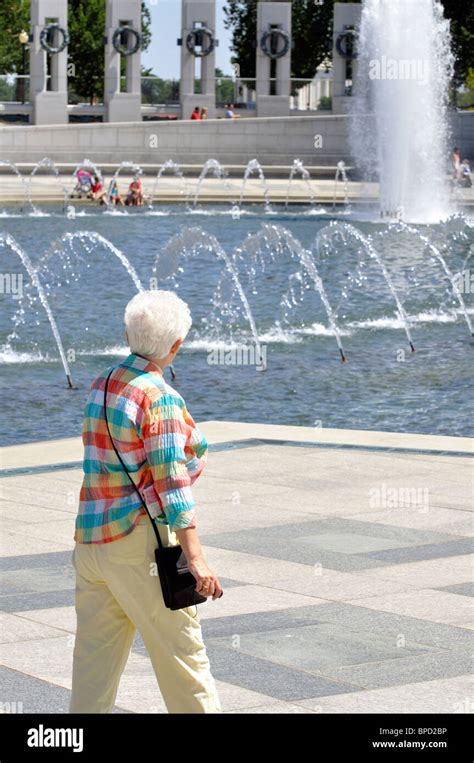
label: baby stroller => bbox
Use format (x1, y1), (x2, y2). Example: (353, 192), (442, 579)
(71, 169), (93, 199)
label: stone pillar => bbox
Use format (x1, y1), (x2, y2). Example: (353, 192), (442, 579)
(332, 2), (361, 114)
(179, 0), (217, 120)
(30, 0), (68, 125)
(256, 1), (291, 118)
(104, 0), (142, 123)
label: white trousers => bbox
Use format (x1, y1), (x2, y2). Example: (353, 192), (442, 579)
(69, 513), (222, 713)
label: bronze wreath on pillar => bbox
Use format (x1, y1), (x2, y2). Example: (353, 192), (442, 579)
(112, 25), (142, 56)
(185, 27), (215, 57)
(39, 23), (69, 54)
(260, 29), (290, 59)
(335, 29), (358, 60)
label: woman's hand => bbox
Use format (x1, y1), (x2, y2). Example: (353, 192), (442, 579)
(174, 526), (223, 601)
(188, 555), (223, 601)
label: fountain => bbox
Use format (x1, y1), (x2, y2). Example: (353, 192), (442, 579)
(1, 214), (472, 445)
(0, 161), (29, 214)
(1, 231), (144, 388)
(231, 224), (347, 361)
(149, 160), (189, 210)
(395, 222), (473, 337)
(239, 159), (272, 213)
(332, 160), (349, 210)
(285, 159), (315, 209)
(317, 223), (416, 352)
(58, 232), (143, 291)
(152, 226), (266, 369)
(0, 233), (74, 387)
(350, 0), (454, 221)
(193, 159), (234, 209)
(2, 216), (473, 387)
(29, 158), (70, 214)
(0, 155), (333, 216)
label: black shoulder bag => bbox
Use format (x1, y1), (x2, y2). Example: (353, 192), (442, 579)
(103, 368), (210, 611)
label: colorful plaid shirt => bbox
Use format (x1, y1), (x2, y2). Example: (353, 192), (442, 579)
(74, 353), (208, 544)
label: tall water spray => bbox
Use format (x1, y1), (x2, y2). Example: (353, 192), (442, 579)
(350, 0), (454, 222)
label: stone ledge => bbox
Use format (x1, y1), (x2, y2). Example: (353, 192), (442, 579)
(1, 422), (471, 472)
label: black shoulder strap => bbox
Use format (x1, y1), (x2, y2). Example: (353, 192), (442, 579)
(103, 368), (163, 549)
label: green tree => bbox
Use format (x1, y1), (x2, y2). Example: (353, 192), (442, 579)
(224, 0), (474, 86)
(441, 0), (474, 88)
(68, 0), (151, 103)
(215, 66), (234, 105)
(0, 1), (151, 103)
(224, 0), (352, 79)
(0, 1), (30, 74)
(67, 0), (108, 103)
(457, 68), (474, 110)
(223, 0), (257, 78)
(141, 67), (179, 105)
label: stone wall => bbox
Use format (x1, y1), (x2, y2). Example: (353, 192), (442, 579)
(0, 114), (350, 168)
(0, 111), (472, 171)
(450, 112), (474, 160)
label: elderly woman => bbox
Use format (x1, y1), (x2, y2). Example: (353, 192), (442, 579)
(69, 290), (222, 714)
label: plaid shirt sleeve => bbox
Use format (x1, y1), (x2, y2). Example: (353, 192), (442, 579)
(137, 391), (208, 531)
(182, 403), (208, 485)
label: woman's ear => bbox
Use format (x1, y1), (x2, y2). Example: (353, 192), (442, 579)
(170, 338), (183, 355)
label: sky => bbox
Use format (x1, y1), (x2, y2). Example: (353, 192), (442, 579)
(141, 1), (234, 79)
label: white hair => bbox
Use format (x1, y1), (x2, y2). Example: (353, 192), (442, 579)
(124, 290), (192, 359)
